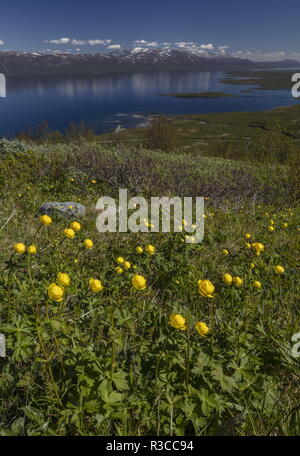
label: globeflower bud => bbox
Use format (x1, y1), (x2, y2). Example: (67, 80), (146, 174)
(83, 239), (94, 249)
(48, 283), (64, 302)
(145, 244), (155, 255)
(14, 243), (26, 254)
(195, 321), (209, 337)
(40, 214), (52, 226)
(132, 274), (147, 290)
(89, 278), (104, 293)
(233, 276), (243, 287)
(27, 245), (37, 255)
(57, 272), (71, 287)
(198, 279), (215, 298)
(170, 314), (186, 330)
(64, 228), (76, 239)
(223, 273), (233, 285)
(70, 221), (81, 232)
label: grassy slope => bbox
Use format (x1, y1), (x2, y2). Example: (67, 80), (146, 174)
(0, 140), (299, 435)
(220, 69), (300, 91)
(97, 104), (300, 157)
(161, 92), (238, 98)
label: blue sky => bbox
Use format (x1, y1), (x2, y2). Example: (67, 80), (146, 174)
(1, 0), (300, 60)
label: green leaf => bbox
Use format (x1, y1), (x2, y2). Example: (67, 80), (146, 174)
(111, 370), (129, 391)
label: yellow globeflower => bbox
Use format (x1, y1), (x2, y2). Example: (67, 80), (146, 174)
(195, 321), (209, 337)
(245, 233), (251, 239)
(115, 266), (124, 275)
(116, 257), (125, 264)
(145, 244), (155, 255)
(132, 274), (147, 290)
(282, 223), (288, 228)
(170, 314), (187, 330)
(250, 262), (255, 269)
(124, 261), (131, 270)
(269, 220), (275, 225)
(14, 243), (26, 254)
(268, 225), (275, 232)
(48, 283), (64, 302)
(136, 246), (143, 254)
(89, 278), (104, 293)
(27, 245), (37, 255)
(57, 272), (71, 287)
(252, 242), (264, 253)
(245, 242), (251, 249)
(253, 280), (262, 289)
(64, 228), (76, 239)
(198, 279), (215, 298)
(83, 239), (94, 249)
(70, 221), (81, 232)
(233, 276), (243, 287)
(40, 214), (52, 226)
(223, 273), (233, 285)
(274, 265), (285, 274)
(222, 249), (229, 255)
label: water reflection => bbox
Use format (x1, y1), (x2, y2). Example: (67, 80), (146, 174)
(7, 70), (219, 100)
(1, 70), (297, 136)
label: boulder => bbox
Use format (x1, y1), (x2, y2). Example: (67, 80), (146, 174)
(38, 201), (86, 218)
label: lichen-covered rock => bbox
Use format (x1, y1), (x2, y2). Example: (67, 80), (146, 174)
(38, 201), (86, 218)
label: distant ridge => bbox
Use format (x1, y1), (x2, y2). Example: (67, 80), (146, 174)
(0, 48), (299, 75)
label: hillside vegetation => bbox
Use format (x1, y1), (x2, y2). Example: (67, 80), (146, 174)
(0, 138), (299, 436)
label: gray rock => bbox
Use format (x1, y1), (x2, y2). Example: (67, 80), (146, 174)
(0, 334), (5, 357)
(38, 201), (86, 218)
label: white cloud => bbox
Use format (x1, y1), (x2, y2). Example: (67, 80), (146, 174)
(144, 41), (158, 47)
(107, 44), (121, 49)
(200, 43), (214, 50)
(87, 39), (110, 46)
(0, 40), (4, 45)
(133, 40), (158, 47)
(46, 37), (71, 44)
(175, 41), (195, 48)
(232, 50), (300, 62)
(45, 38), (112, 46)
(71, 39), (86, 46)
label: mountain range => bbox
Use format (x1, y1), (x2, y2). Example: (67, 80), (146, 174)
(0, 48), (298, 75)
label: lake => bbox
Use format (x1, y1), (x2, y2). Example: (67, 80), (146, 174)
(0, 70), (299, 137)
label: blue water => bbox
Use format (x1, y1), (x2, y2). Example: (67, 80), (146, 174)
(0, 70), (299, 136)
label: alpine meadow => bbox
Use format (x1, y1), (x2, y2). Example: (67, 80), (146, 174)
(0, 0), (300, 439)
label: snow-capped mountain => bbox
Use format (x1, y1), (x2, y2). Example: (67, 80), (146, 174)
(108, 48), (247, 64)
(0, 48), (297, 75)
